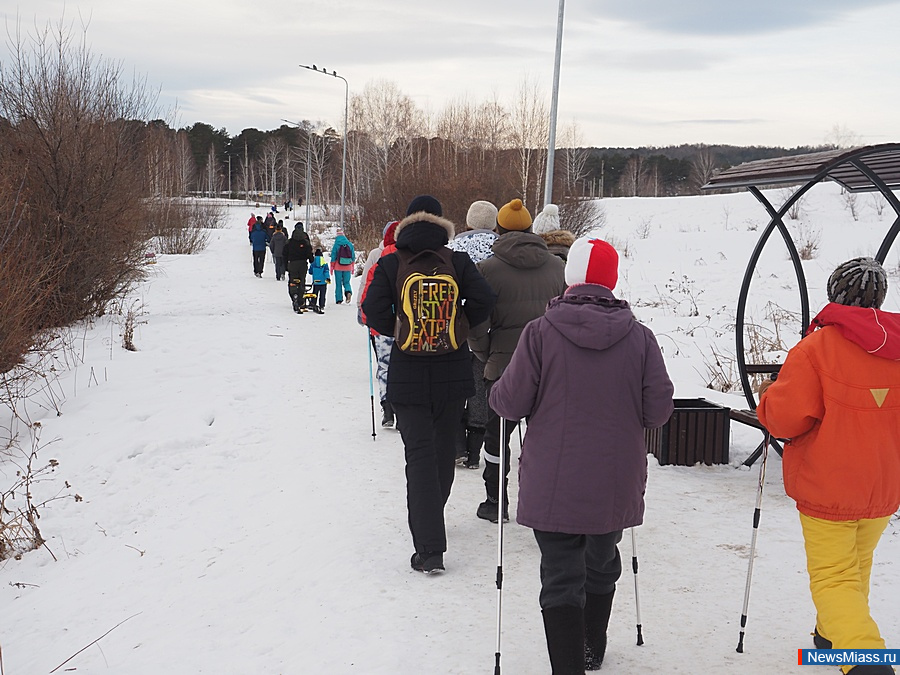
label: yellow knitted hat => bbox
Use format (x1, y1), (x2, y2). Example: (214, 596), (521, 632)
(496, 199), (532, 232)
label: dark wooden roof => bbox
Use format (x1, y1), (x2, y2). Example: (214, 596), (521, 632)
(702, 143), (900, 192)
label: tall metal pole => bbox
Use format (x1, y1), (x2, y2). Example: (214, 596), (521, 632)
(306, 135), (312, 227)
(299, 64), (348, 230)
(543, 0), (565, 208)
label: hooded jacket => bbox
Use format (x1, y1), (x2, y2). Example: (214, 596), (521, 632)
(309, 253), (331, 285)
(362, 212), (496, 404)
(283, 228), (313, 278)
(489, 284), (674, 534)
(468, 231), (567, 381)
(539, 229), (576, 262)
(757, 303), (900, 520)
(249, 222), (268, 251)
(269, 229), (287, 258)
(330, 233), (356, 273)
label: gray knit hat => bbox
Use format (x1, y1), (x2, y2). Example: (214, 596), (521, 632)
(827, 257), (888, 309)
(466, 200), (498, 231)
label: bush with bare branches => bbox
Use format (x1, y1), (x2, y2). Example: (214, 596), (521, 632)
(0, 19), (160, 338)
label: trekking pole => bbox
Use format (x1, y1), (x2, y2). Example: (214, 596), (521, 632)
(494, 416), (507, 675)
(736, 430), (770, 653)
(367, 332), (377, 441)
(631, 528), (644, 646)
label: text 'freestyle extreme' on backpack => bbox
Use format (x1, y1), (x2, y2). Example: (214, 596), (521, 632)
(393, 247), (469, 355)
(337, 242), (354, 265)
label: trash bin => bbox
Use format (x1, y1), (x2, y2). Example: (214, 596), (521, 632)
(645, 398), (730, 466)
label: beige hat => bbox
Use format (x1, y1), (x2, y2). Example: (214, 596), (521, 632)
(466, 200), (498, 231)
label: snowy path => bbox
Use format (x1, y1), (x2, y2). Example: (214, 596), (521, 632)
(1, 203), (897, 673)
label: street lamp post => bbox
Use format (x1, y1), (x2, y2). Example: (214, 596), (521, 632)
(282, 118), (314, 226)
(299, 64), (348, 230)
(544, 0), (565, 207)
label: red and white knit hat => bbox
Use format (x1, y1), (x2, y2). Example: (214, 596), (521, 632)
(565, 237), (619, 290)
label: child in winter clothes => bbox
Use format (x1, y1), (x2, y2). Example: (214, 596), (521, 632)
(330, 230), (356, 304)
(308, 248), (331, 314)
(757, 257), (900, 674)
(489, 237), (674, 673)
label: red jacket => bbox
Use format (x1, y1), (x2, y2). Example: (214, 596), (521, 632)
(757, 303), (900, 520)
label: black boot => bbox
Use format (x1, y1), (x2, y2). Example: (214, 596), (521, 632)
(380, 400), (394, 428)
(542, 605), (585, 675)
(584, 590), (615, 670)
(812, 626), (831, 649)
(464, 427), (484, 469)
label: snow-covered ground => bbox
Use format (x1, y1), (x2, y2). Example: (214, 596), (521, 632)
(2, 184), (899, 674)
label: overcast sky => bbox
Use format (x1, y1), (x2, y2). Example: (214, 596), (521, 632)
(3, 0), (900, 148)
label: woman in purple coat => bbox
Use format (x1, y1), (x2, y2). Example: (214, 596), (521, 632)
(489, 237), (674, 674)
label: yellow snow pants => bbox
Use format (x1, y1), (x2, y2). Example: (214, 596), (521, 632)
(799, 513), (891, 674)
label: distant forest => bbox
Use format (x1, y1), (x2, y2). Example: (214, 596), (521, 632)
(174, 118), (829, 202)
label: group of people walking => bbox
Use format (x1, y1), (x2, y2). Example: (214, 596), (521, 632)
(356, 194), (674, 673)
(355, 193), (900, 675)
(246, 213), (357, 314)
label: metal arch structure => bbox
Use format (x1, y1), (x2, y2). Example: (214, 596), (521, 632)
(702, 143), (900, 409)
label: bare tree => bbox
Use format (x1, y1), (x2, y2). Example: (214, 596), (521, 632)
(560, 122), (590, 196)
(509, 77), (549, 208)
(0, 17), (159, 328)
(824, 123), (861, 149)
(619, 155), (644, 197)
(690, 145), (719, 192)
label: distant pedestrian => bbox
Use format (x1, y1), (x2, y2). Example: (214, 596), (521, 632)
(448, 200), (500, 468)
(249, 220), (268, 277)
(362, 195), (495, 574)
(489, 237), (674, 673)
(331, 229), (356, 304)
(270, 223), (288, 281)
(284, 224), (313, 312)
(247, 213), (257, 233)
(308, 248), (331, 313)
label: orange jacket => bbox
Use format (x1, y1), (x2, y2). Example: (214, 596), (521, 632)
(757, 304), (900, 520)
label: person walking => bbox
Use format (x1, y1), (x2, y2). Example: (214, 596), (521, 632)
(308, 247), (331, 314)
(249, 219), (269, 277)
(757, 257), (900, 675)
(270, 223), (288, 281)
(283, 224), (313, 312)
(533, 203), (576, 262)
(362, 195), (495, 574)
(448, 200), (499, 468)
(489, 237), (674, 673)
(468, 198), (566, 523)
(359, 221), (401, 428)
(331, 229), (356, 304)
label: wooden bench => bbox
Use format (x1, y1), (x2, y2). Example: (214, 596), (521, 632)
(729, 407), (783, 466)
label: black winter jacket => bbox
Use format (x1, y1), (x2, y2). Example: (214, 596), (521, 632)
(362, 213), (496, 404)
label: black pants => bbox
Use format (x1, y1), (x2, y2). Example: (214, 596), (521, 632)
(393, 398), (466, 554)
(313, 284), (326, 308)
(252, 250), (266, 274)
(274, 256), (285, 280)
(533, 530), (623, 609)
(482, 379), (517, 501)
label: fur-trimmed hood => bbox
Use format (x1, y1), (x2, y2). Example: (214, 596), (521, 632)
(539, 229), (575, 248)
(395, 211), (456, 243)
